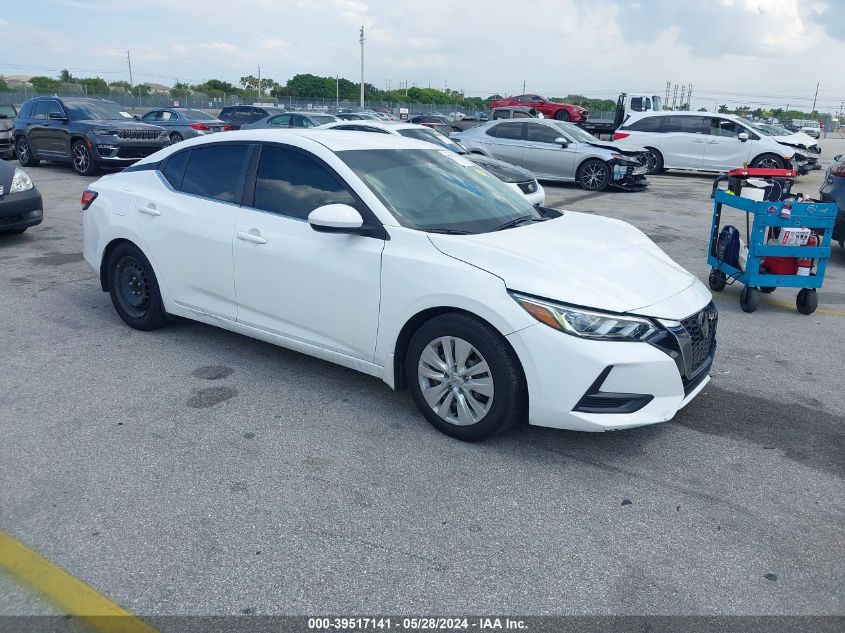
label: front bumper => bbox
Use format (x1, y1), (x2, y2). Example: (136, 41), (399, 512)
(0, 187), (43, 231)
(92, 140), (169, 165)
(509, 180), (545, 206)
(0, 135), (12, 159)
(507, 301), (715, 432)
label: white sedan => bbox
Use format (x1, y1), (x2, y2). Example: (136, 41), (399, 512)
(82, 130), (716, 441)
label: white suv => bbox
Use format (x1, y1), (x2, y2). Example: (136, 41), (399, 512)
(615, 111), (798, 174)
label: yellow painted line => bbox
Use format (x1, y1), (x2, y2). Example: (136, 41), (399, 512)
(0, 531), (158, 633)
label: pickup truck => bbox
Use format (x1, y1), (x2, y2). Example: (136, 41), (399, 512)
(578, 93), (663, 138)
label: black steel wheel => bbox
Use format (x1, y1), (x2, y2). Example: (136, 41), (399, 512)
(740, 286), (760, 313)
(796, 288), (818, 315)
(71, 140), (99, 176)
(708, 269), (727, 291)
(16, 136), (40, 167)
(107, 243), (168, 330)
(577, 159), (610, 192)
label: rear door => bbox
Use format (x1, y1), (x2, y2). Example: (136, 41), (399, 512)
(27, 101), (51, 156)
(133, 143), (252, 320)
(521, 122), (577, 180)
(481, 122), (525, 166)
(658, 115), (707, 169)
(40, 99), (70, 157)
(702, 117), (754, 171)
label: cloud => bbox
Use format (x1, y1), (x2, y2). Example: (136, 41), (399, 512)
(812, 0), (845, 41)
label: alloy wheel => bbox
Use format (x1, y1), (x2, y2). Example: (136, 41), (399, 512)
(581, 162), (608, 190)
(417, 336), (494, 426)
(644, 151), (658, 172)
(756, 157), (782, 169)
(115, 256), (151, 318)
(17, 138), (29, 163)
(72, 143), (91, 173)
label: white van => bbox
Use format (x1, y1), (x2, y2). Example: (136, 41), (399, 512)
(614, 111), (799, 174)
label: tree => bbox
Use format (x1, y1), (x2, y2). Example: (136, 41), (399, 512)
(30, 76), (63, 93)
(170, 81), (192, 98)
(136, 83), (152, 97)
(109, 81), (131, 92)
(78, 77), (109, 95)
(697, 107), (708, 112)
(0, 77), (9, 92)
(59, 69), (74, 82)
(718, 104), (730, 114)
(259, 78), (274, 96)
(239, 75), (258, 92)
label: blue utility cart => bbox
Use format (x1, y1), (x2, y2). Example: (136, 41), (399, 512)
(707, 169), (837, 315)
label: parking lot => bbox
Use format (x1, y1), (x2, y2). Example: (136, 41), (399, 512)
(1, 138), (843, 622)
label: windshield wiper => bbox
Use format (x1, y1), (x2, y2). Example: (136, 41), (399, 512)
(493, 216), (540, 231)
(427, 228), (473, 235)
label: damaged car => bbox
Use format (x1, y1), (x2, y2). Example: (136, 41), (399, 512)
(746, 120), (821, 172)
(453, 118), (647, 192)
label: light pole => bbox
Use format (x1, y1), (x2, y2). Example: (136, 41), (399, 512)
(359, 26), (365, 110)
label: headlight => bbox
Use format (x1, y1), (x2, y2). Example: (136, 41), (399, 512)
(10, 167), (34, 193)
(93, 129), (118, 136)
(511, 292), (659, 341)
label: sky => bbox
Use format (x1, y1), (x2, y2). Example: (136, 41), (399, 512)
(1, 0), (844, 113)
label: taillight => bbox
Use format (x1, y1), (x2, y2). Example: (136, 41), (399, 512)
(81, 189), (98, 210)
(190, 123), (211, 131)
(831, 164), (845, 177)
(223, 123), (232, 131)
(613, 132), (630, 140)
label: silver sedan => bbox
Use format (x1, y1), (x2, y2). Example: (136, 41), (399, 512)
(242, 112), (340, 129)
(140, 108), (229, 144)
(453, 119), (649, 191)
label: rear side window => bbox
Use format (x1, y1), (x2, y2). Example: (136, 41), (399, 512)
(18, 102), (34, 119)
(33, 102), (49, 120)
(162, 150), (189, 189)
(487, 123), (522, 139)
(625, 116), (665, 132)
(253, 145), (357, 220)
(663, 116), (706, 134)
(181, 144), (249, 203)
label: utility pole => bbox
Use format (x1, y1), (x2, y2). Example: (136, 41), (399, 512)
(336, 75), (339, 110)
(126, 50), (135, 108)
(811, 82), (819, 114)
(687, 84), (693, 109)
(359, 25), (365, 109)
(405, 80), (408, 97)
(665, 81), (671, 105)
(257, 66), (261, 103)
(671, 84), (678, 110)
(522, 80), (526, 94)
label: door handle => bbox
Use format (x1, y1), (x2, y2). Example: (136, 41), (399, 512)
(237, 230), (268, 245)
(706, 140), (719, 144)
(138, 203), (161, 216)
(691, 139), (705, 143)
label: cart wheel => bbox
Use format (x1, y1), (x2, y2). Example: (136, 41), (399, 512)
(740, 286), (760, 313)
(796, 288), (818, 315)
(761, 286), (776, 294)
(708, 269), (727, 292)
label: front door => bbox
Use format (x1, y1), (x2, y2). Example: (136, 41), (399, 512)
(520, 122), (578, 180)
(702, 118), (754, 171)
(233, 144), (383, 360)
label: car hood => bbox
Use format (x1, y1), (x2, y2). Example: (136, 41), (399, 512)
(585, 139), (646, 155)
(466, 154), (534, 183)
(773, 133), (819, 151)
(82, 119), (166, 132)
(428, 212), (699, 316)
(0, 119), (13, 133)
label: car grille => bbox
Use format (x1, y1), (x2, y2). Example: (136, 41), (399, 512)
(0, 214), (23, 226)
(517, 180), (538, 194)
(116, 146), (162, 159)
(117, 129), (161, 140)
(680, 302), (718, 374)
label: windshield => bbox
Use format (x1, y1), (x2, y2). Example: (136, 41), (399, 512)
(62, 99), (135, 121)
(548, 120), (598, 143)
(398, 128), (465, 153)
(310, 114), (338, 125)
(339, 149), (541, 233)
(0, 104), (16, 119)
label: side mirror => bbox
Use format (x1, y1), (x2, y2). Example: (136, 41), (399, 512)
(133, 114), (141, 121)
(48, 112), (67, 121)
(554, 137), (569, 148)
(738, 132), (749, 142)
(308, 204), (364, 234)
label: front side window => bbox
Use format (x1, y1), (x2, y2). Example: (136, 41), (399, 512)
(310, 114), (339, 126)
(524, 123), (561, 144)
(253, 145), (357, 220)
(630, 97), (643, 112)
(32, 102), (49, 120)
(269, 114), (291, 127)
(18, 102), (34, 120)
(339, 149), (540, 234)
(711, 118), (741, 138)
(181, 144), (249, 203)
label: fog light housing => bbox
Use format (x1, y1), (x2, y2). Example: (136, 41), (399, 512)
(97, 144), (117, 155)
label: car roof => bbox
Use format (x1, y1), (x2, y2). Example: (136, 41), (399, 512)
(321, 120), (415, 131)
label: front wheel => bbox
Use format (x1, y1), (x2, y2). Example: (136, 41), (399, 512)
(406, 313), (525, 442)
(577, 159), (610, 192)
(71, 140), (99, 176)
(750, 154), (786, 169)
(16, 136), (39, 167)
(554, 109), (570, 121)
(107, 243), (168, 331)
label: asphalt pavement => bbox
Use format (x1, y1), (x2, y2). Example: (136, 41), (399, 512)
(0, 141), (842, 619)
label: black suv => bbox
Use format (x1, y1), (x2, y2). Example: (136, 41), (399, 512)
(218, 105), (285, 130)
(14, 97), (169, 176)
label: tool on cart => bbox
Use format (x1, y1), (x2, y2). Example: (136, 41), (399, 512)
(707, 168), (837, 314)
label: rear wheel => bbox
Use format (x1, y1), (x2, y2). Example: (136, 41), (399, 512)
(169, 132), (183, 144)
(642, 147), (664, 175)
(16, 136), (39, 167)
(554, 109), (570, 121)
(71, 140), (99, 176)
(751, 154), (786, 169)
(107, 243), (168, 331)
(577, 159), (610, 191)
(740, 286), (760, 313)
(406, 313), (525, 442)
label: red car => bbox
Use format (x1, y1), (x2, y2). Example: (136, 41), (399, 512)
(489, 94), (587, 122)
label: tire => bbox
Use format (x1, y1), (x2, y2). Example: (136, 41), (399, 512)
(750, 154), (786, 169)
(16, 136), (39, 167)
(796, 288), (818, 315)
(740, 286), (760, 313)
(577, 159), (610, 192)
(405, 313), (525, 442)
(71, 140), (99, 176)
(642, 147), (664, 175)
(760, 286), (776, 294)
(169, 132), (183, 144)
(554, 109), (570, 121)
(708, 269), (726, 292)
(106, 243), (168, 331)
